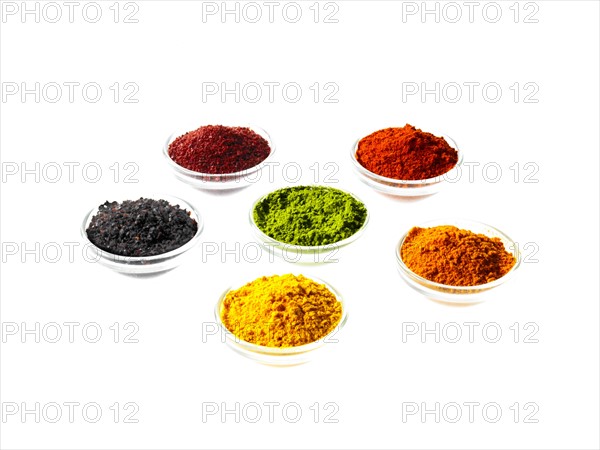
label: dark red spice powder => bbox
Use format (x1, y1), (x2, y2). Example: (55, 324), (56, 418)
(355, 124), (459, 180)
(168, 125), (271, 174)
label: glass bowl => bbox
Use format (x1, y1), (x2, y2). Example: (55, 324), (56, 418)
(163, 124), (275, 190)
(248, 188), (370, 264)
(81, 194), (204, 275)
(350, 133), (462, 196)
(396, 219), (521, 304)
(214, 275), (348, 366)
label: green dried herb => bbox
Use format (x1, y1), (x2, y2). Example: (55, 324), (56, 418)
(253, 186), (368, 246)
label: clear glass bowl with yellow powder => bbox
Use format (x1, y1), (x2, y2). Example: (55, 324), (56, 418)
(249, 186), (370, 264)
(396, 219), (521, 304)
(214, 274), (348, 365)
(350, 133), (463, 197)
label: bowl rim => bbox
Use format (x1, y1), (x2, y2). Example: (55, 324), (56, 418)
(248, 185), (370, 251)
(350, 131), (463, 185)
(395, 218), (521, 292)
(80, 194), (204, 263)
(162, 124), (276, 179)
(214, 274), (348, 355)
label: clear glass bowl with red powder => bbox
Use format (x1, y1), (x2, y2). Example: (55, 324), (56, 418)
(163, 125), (275, 190)
(350, 133), (463, 197)
(214, 275), (348, 366)
(395, 219), (521, 304)
(80, 194), (204, 275)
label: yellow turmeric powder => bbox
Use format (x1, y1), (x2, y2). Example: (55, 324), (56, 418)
(220, 274), (342, 347)
(400, 225), (516, 286)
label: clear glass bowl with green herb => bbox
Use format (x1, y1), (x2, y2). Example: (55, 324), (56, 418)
(249, 186), (370, 264)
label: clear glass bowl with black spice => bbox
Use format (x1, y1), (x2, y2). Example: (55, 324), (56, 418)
(163, 124), (275, 190)
(81, 195), (203, 275)
(214, 275), (348, 366)
(249, 187), (370, 264)
(396, 219), (521, 304)
(350, 133), (463, 196)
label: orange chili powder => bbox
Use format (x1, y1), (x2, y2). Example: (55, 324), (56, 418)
(356, 124), (458, 180)
(400, 225), (516, 286)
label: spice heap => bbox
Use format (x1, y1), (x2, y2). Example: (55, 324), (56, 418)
(86, 198), (198, 257)
(400, 225), (516, 286)
(356, 124), (458, 180)
(220, 274), (342, 347)
(253, 186), (368, 246)
(168, 125), (271, 174)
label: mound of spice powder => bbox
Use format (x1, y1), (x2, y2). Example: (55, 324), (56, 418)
(253, 186), (368, 246)
(168, 125), (271, 174)
(86, 198), (198, 257)
(356, 124), (459, 180)
(400, 225), (516, 286)
(220, 274), (342, 347)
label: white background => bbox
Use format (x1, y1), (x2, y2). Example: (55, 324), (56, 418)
(1, 1), (599, 449)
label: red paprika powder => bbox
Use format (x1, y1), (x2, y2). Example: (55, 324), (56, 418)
(355, 124), (458, 180)
(168, 125), (271, 174)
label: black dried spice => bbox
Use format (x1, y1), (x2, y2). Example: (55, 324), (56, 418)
(86, 198), (198, 257)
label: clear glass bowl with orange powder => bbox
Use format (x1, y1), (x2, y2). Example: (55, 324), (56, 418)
(214, 275), (348, 365)
(350, 128), (463, 196)
(396, 219), (521, 304)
